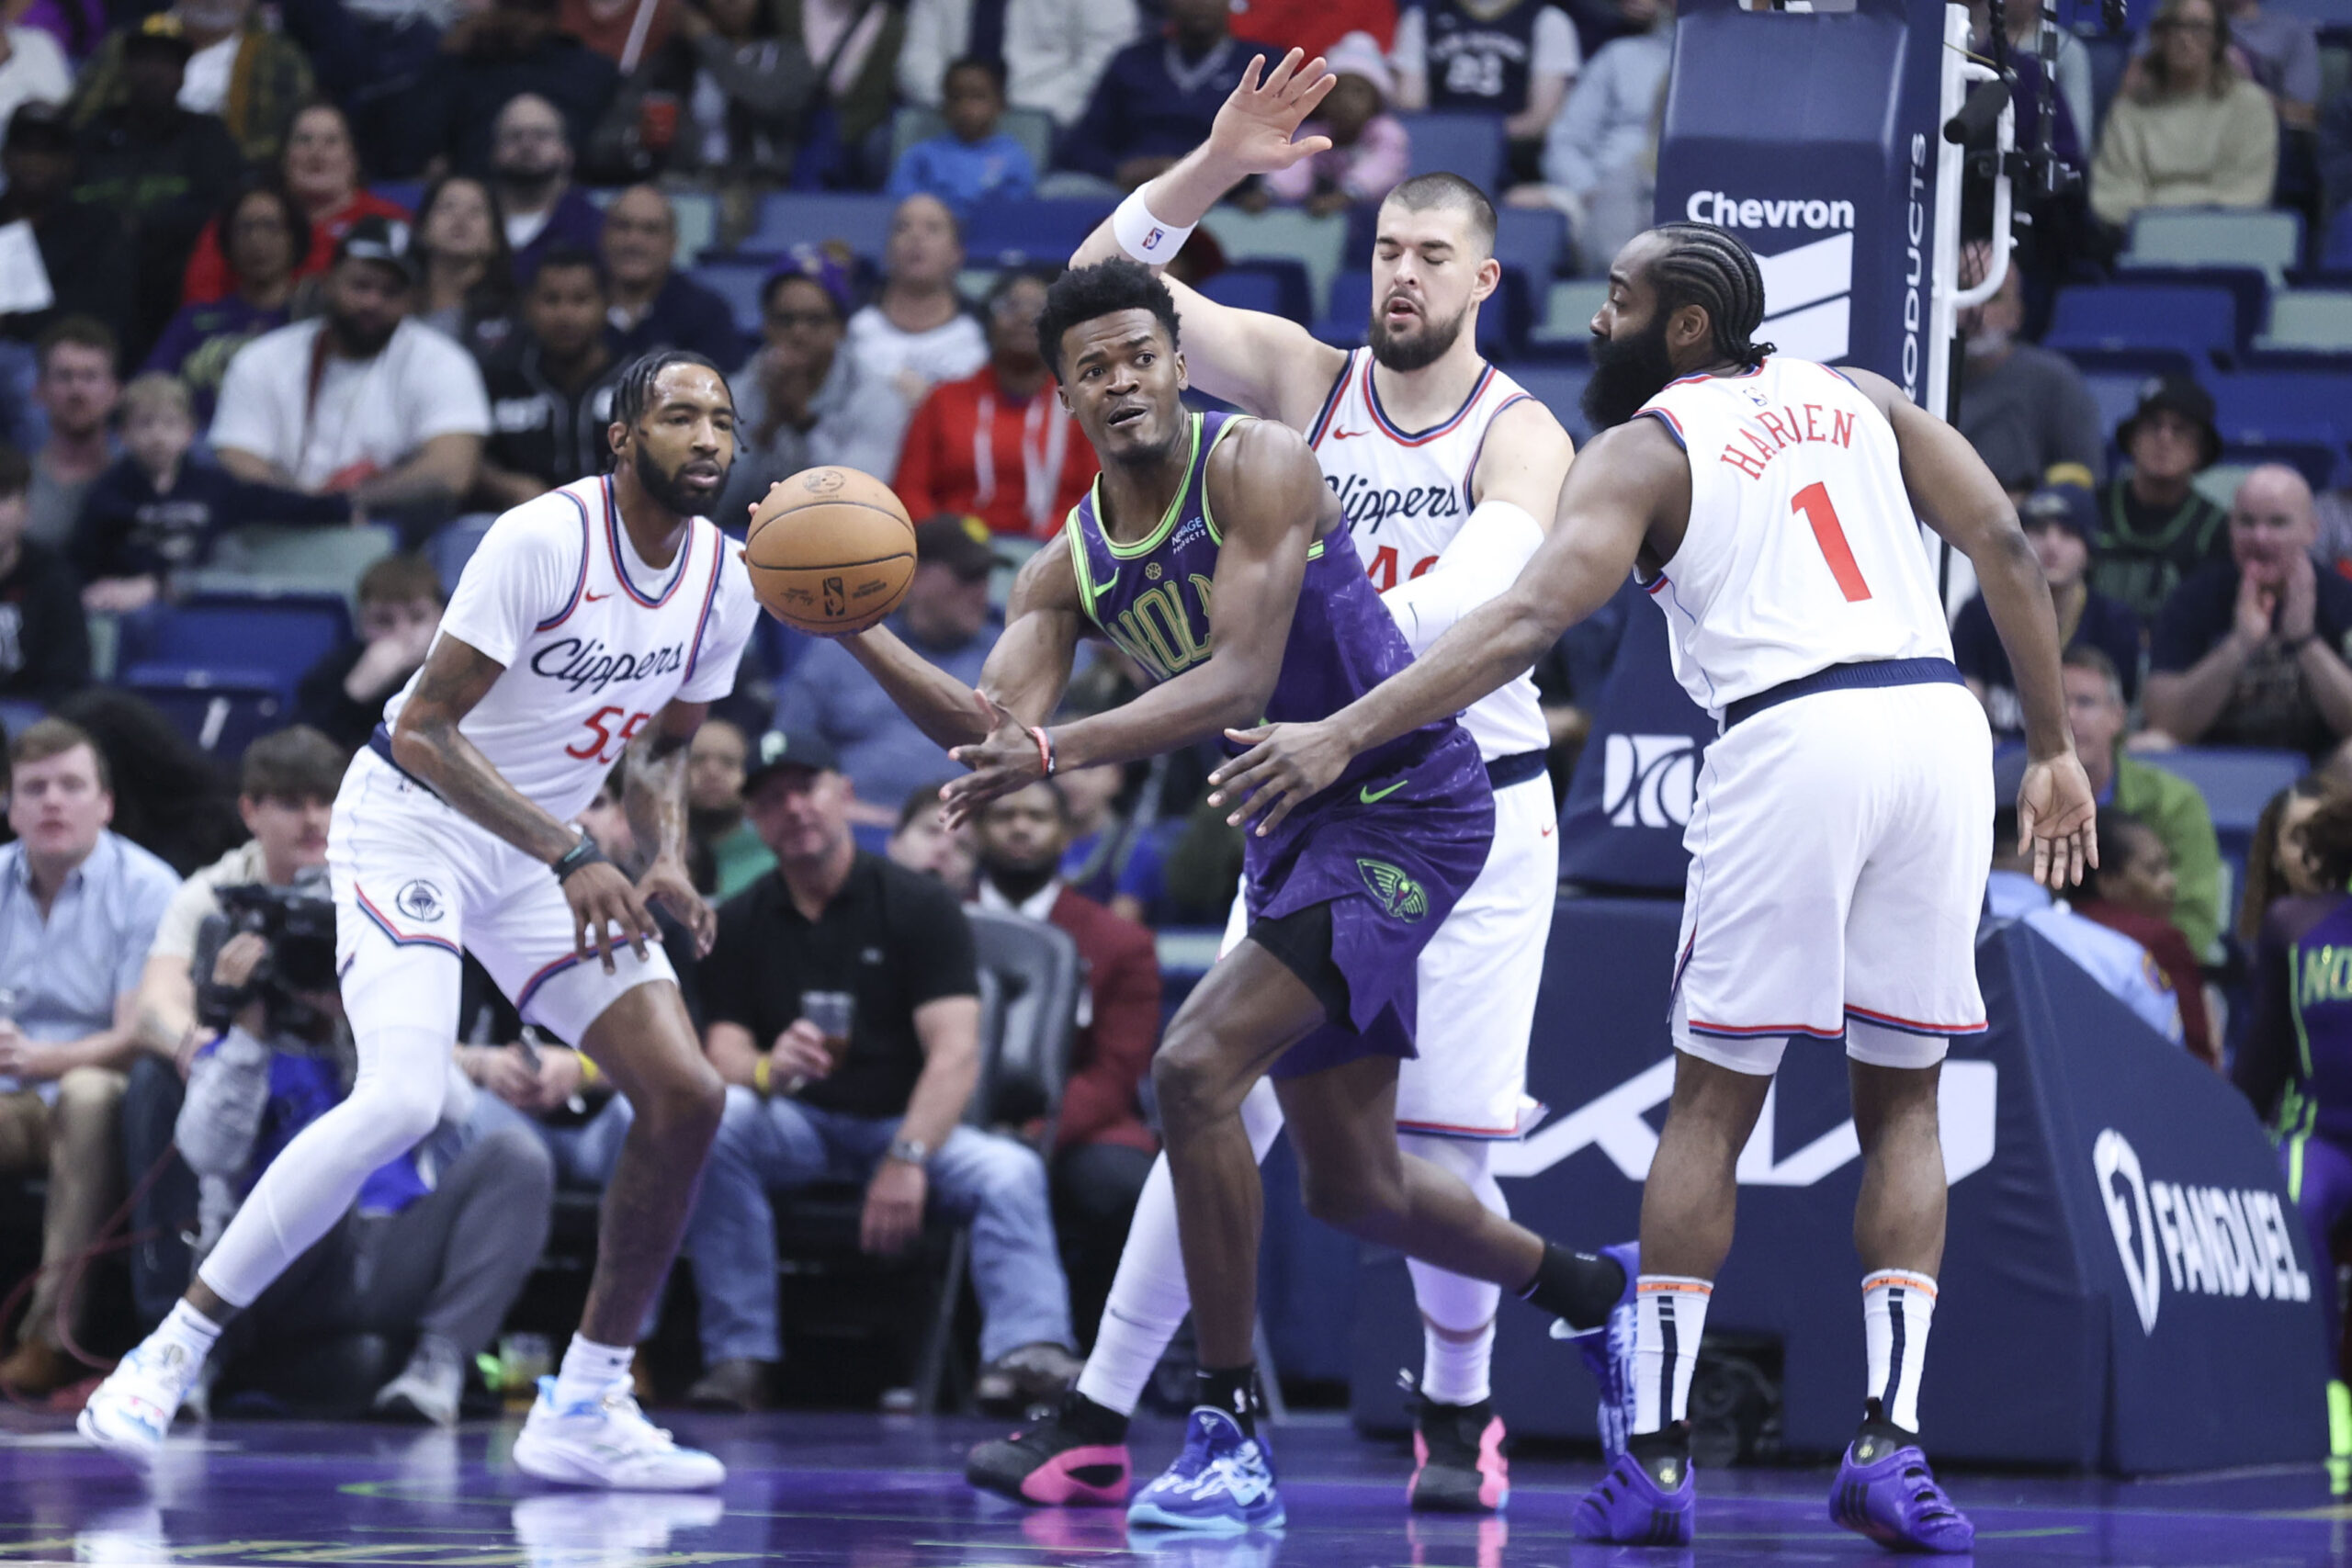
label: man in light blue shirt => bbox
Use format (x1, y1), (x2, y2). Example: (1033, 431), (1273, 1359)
(0, 717), (179, 1395)
(1983, 807), (2182, 1047)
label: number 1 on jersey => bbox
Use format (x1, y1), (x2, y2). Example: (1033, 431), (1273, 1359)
(1792, 481), (1872, 603)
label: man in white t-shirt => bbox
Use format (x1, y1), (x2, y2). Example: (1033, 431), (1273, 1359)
(0, 26), (69, 143)
(844, 194), (987, 423)
(210, 217), (489, 515)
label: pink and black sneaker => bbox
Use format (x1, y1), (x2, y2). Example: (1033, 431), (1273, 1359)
(1829, 1431), (1974, 1554)
(1408, 1398), (1509, 1513)
(966, 1393), (1133, 1507)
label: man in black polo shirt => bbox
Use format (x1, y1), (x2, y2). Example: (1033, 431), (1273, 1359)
(474, 246), (628, 511)
(678, 728), (1081, 1412)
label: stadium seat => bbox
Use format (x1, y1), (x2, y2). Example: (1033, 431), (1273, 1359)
(1197, 259), (1314, 322)
(738, 192), (897, 260)
(670, 187), (718, 266)
(119, 668), (289, 759)
(1511, 364), (1594, 439)
(2081, 368), (2156, 443)
(2093, 263), (2269, 351)
(192, 523), (398, 606)
(2141, 748), (2306, 852)
(963, 198), (1113, 266)
(2216, 440), (2338, 491)
(695, 257), (771, 336)
(1200, 207), (1351, 319)
(2208, 370), (2352, 446)
(0, 697), (41, 739)
(369, 182), (424, 217)
(1528, 279), (1609, 358)
(118, 592), (353, 694)
(2122, 208), (2303, 282)
(2044, 286), (2238, 368)
(2324, 203), (2352, 272)
(1397, 112), (1506, 194)
(1493, 207), (1566, 284)
(427, 513), (498, 597)
(887, 106), (1056, 177)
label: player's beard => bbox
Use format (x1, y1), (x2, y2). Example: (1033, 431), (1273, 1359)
(631, 441), (728, 518)
(1367, 298), (1469, 374)
(1582, 315), (1679, 430)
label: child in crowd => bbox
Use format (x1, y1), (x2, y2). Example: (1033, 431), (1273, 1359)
(1262, 31), (1410, 216)
(73, 375), (352, 613)
(886, 56), (1036, 220)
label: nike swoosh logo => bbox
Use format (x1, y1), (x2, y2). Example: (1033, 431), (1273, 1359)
(584, 590), (611, 602)
(1329, 426), (1370, 441)
(1542, 824), (1556, 837)
(1100, 569), (1118, 595)
(1361, 779), (1408, 805)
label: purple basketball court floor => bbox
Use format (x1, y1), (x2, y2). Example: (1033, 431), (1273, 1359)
(5, 1409), (2349, 1565)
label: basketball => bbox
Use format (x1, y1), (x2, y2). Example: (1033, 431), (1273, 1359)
(742, 467), (918, 636)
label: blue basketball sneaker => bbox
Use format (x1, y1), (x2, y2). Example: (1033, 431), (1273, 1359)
(1550, 1240), (1639, 1458)
(1125, 1409), (1284, 1533)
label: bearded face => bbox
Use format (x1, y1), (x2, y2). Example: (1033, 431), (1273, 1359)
(1581, 310), (1681, 431)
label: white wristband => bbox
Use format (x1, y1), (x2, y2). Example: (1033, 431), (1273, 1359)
(1112, 189), (1195, 266)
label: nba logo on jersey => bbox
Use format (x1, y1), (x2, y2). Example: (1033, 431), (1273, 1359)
(1603, 734), (1696, 829)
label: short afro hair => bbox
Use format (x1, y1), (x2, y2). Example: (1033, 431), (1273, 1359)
(1035, 259), (1181, 379)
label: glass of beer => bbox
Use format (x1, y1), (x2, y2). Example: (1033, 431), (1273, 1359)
(802, 991), (854, 1070)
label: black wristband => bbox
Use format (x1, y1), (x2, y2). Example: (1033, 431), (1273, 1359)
(2284, 633), (2318, 655)
(551, 834), (608, 881)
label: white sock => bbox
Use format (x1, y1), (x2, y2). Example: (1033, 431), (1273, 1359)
(553, 1334), (634, 1406)
(1861, 1270), (1936, 1433)
(1401, 1133), (1505, 1406)
(153, 1299), (223, 1365)
(1631, 1276), (1713, 1435)
(1076, 1081), (1286, 1417)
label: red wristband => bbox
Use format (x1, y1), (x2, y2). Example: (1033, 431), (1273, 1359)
(1028, 725), (1057, 777)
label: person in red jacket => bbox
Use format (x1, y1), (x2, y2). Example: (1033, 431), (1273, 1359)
(2075, 807), (2218, 1069)
(893, 268), (1098, 539)
(972, 778), (1162, 1348)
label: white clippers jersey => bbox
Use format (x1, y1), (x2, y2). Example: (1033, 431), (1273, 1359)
(380, 475), (760, 824)
(1307, 348), (1550, 761)
(1637, 357), (1951, 717)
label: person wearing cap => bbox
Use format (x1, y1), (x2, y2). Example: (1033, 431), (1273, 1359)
(1953, 483), (2142, 740)
(1953, 242), (2103, 503)
(2146, 464), (2352, 763)
(65, 14), (246, 359)
(1261, 32), (1409, 217)
(893, 266), (1098, 539)
(209, 216), (492, 523)
(0, 103), (134, 352)
(2092, 374), (2233, 622)
(70, 0), (315, 167)
(775, 513), (1005, 829)
(713, 245), (907, 528)
(679, 725), (1083, 1412)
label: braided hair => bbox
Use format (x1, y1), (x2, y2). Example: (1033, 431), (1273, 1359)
(1647, 222), (1776, 368)
(611, 349), (729, 435)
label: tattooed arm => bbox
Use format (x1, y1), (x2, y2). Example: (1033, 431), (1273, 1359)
(625, 701), (718, 955)
(389, 632), (661, 973)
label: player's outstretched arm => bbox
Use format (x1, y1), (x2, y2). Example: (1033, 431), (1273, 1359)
(391, 633), (660, 971)
(841, 541), (1087, 749)
(1209, 417), (1674, 834)
(625, 701), (718, 956)
(1847, 366), (2097, 888)
(1377, 398), (1573, 654)
(938, 419), (1321, 822)
(1069, 50), (1349, 424)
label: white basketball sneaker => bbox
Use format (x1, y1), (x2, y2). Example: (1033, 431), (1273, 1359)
(512, 1376), (727, 1491)
(78, 1337), (205, 1469)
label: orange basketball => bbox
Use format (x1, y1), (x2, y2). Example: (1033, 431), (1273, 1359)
(743, 466), (918, 636)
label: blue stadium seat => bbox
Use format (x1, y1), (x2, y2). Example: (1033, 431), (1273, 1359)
(117, 592), (352, 695)
(2141, 748), (2305, 851)
(1493, 207), (1566, 284)
(1197, 259), (1314, 322)
(0, 697), (41, 739)
(738, 192), (898, 260)
(2092, 263), (2269, 352)
(2081, 368), (2159, 444)
(2123, 208), (2303, 281)
(369, 182), (424, 217)
(2208, 370), (2352, 446)
(962, 199), (1114, 265)
(1397, 113), (1506, 194)
(1511, 364), (1594, 440)
(2326, 203), (2352, 271)
(119, 669), (289, 759)
(2044, 286), (2239, 369)
(2217, 440), (2338, 492)
(695, 258), (772, 336)
(427, 513), (498, 598)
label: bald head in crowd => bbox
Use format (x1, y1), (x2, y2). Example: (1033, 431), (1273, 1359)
(2230, 463), (2320, 574)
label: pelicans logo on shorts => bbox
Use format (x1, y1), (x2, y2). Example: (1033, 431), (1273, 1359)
(1357, 859), (1429, 923)
(395, 880), (447, 922)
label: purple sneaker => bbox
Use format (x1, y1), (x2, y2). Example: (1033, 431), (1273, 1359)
(1570, 1449), (1693, 1546)
(1550, 1240), (1638, 1459)
(1829, 1438), (1974, 1554)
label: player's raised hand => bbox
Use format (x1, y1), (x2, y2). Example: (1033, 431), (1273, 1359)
(562, 859), (659, 974)
(942, 691), (1046, 826)
(1209, 718), (1356, 837)
(638, 855), (718, 956)
(1204, 49), (1337, 176)
(2018, 750), (2098, 891)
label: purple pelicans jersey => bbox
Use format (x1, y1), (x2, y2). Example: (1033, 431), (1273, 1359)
(1063, 409), (1493, 1053)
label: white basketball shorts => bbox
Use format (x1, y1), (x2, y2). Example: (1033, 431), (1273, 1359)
(1222, 769), (1557, 1137)
(1669, 680), (1993, 1077)
(330, 747), (676, 1048)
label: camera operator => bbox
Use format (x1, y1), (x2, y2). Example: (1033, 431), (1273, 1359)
(175, 873), (556, 1428)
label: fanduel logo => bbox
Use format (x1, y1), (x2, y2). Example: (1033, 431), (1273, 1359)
(1603, 734), (1696, 829)
(1492, 1059), (1998, 1188)
(2093, 1128), (2310, 1337)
